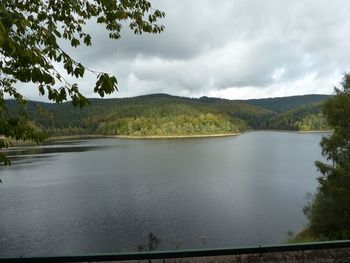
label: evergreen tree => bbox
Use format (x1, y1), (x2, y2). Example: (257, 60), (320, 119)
(305, 74), (350, 239)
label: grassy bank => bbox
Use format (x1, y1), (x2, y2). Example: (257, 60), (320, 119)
(287, 228), (327, 244)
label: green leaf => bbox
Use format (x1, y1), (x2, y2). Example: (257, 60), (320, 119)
(0, 21), (6, 47)
(71, 38), (80, 47)
(38, 84), (45, 95)
(83, 34), (92, 46)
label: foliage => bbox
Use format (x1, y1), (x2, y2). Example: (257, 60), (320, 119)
(0, 0), (165, 164)
(297, 113), (330, 131)
(198, 95), (330, 129)
(198, 96), (275, 129)
(287, 228), (326, 244)
(97, 114), (245, 136)
(304, 74), (350, 240)
(0, 100), (48, 164)
(24, 96), (248, 136)
(261, 103), (330, 131)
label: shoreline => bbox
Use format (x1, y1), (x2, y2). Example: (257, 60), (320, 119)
(298, 130), (333, 133)
(4, 129), (333, 146)
(248, 129), (333, 134)
(111, 133), (240, 139)
(47, 130), (330, 141)
(5, 133), (240, 147)
(46, 134), (108, 141)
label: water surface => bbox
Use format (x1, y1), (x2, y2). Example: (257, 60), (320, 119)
(0, 131), (326, 256)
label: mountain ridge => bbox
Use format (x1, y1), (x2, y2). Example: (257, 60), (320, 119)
(7, 93), (332, 137)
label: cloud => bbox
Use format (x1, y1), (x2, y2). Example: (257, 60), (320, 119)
(19, 0), (350, 101)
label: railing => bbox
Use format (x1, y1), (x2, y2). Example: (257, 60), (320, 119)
(1, 240), (350, 263)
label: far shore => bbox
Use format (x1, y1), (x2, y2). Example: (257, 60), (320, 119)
(4, 129), (333, 146)
(47, 134), (108, 141)
(47, 130), (331, 141)
(4, 133), (240, 147)
(299, 130), (333, 133)
(111, 133), (240, 139)
(247, 129), (333, 134)
(47, 133), (241, 141)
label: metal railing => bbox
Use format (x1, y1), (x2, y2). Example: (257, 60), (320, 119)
(1, 240), (350, 263)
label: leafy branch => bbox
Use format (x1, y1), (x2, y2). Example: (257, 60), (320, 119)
(0, 0), (165, 165)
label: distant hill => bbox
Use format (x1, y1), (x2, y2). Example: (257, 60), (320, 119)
(197, 96), (275, 128)
(242, 94), (331, 112)
(261, 102), (331, 131)
(6, 93), (332, 137)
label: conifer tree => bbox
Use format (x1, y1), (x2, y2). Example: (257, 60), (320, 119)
(305, 74), (350, 239)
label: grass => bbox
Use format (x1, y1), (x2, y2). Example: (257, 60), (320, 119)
(287, 228), (327, 244)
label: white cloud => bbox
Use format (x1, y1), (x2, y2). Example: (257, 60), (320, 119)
(19, 0), (350, 101)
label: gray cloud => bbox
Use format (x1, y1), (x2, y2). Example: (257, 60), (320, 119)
(21, 0), (350, 101)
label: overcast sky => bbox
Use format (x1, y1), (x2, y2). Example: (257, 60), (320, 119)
(21, 0), (350, 100)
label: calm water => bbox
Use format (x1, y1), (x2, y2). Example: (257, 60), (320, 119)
(0, 131), (326, 257)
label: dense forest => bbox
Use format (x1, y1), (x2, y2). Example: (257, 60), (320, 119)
(7, 93), (331, 137)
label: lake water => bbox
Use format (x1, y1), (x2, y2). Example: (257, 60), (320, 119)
(0, 131), (326, 257)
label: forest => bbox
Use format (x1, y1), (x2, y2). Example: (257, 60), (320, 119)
(7, 93), (331, 137)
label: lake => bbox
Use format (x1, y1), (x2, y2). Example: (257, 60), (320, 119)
(0, 131), (326, 257)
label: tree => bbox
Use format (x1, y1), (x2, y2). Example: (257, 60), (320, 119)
(0, 0), (165, 164)
(304, 74), (350, 239)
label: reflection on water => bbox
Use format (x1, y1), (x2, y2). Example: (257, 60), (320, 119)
(0, 132), (325, 257)
(136, 232), (161, 252)
(4, 140), (111, 165)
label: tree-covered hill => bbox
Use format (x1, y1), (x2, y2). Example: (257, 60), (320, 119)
(243, 94), (331, 112)
(198, 96), (275, 128)
(261, 102), (331, 131)
(21, 94), (253, 136)
(7, 93), (331, 137)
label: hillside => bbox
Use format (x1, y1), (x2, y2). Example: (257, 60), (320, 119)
(198, 96), (275, 128)
(7, 93), (331, 137)
(261, 102), (331, 131)
(243, 94), (331, 112)
(24, 94), (254, 136)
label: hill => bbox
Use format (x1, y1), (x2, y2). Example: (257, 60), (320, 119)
(7, 93), (331, 137)
(261, 102), (331, 131)
(24, 94), (255, 136)
(242, 94), (331, 112)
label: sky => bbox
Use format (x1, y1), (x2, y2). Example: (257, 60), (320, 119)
(21, 0), (350, 100)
